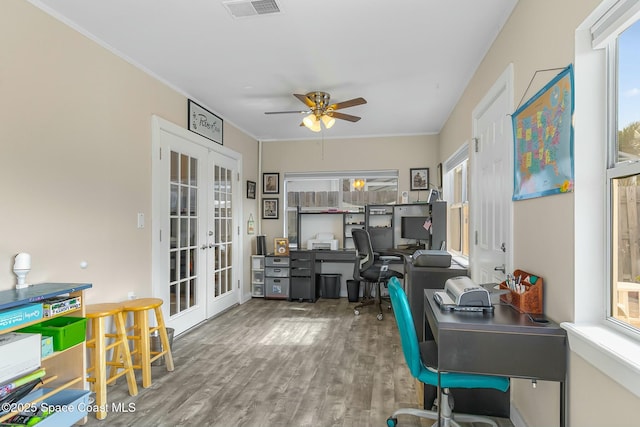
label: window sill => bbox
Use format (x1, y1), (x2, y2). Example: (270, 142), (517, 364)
(561, 322), (640, 398)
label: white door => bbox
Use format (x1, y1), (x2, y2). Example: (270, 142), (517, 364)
(206, 152), (240, 315)
(152, 117), (242, 336)
(470, 64), (514, 284)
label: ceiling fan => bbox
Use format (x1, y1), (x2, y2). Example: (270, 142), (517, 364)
(265, 91), (367, 132)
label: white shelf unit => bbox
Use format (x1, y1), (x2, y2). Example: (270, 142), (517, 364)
(251, 255), (265, 297)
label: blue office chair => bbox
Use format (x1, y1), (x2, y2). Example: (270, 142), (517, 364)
(386, 277), (510, 427)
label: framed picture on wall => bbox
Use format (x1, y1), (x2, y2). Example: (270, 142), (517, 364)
(410, 168), (429, 191)
(263, 173), (279, 194)
(187, 99), (223, 145)
(246, 180), (256, 199)
(262, 198), (279, 219)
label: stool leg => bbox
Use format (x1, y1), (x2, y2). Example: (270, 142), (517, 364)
(137, 310), (152, 388)
(154, 306), (174, 371)
(92, 317), (107, 420)
(114, 311), (138, 397)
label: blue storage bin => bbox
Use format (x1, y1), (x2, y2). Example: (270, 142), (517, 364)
(4, 388), (91, 426)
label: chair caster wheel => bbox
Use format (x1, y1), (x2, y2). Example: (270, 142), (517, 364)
(354, 309), (360, 316)
(377, 313), (384, 321)
(386, 417), (397, 427)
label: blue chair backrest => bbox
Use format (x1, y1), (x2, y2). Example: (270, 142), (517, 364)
(388, 276), (424, 379)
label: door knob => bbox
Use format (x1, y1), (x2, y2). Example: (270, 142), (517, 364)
(494, 265), (506, 273)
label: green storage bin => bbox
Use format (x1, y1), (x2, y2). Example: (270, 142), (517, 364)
(19, 316), (87, 351)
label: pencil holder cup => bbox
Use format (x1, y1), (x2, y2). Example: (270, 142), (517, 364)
(499, 269), (543, 314)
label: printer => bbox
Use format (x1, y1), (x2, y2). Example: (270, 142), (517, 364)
(434, 276), (492, 311)
(307, 232), (339, 250)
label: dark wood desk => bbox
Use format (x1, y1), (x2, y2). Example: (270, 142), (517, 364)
(404, 260), (467, 341)
(423, 288), (567, 426)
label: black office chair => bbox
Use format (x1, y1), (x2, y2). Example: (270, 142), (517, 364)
(351, 228), (403, 320)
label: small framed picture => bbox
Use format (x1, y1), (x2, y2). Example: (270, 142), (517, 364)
(246, 180), (256, 199)
(262, 198), (279, 219)
(274, 238), (289, 256)
(437, 163), (443, 189)
(263, 172), (279, 194)
(410, 168), (429, 191)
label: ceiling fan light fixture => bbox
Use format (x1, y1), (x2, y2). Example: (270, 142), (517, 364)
(321, 114), (335, 129)
(303, 114), (321, 132)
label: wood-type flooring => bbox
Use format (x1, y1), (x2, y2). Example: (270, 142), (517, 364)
(83, 297), (513, 427)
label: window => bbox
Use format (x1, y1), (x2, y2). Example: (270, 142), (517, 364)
(562, 0), (640, 398)
(283, 171), (398, 246)
(605, 16), (640, 331)
(443, 144), (469, 260)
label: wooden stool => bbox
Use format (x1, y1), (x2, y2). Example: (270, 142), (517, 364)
(85, 303), (138, 420)
(121, 298), (174, 388)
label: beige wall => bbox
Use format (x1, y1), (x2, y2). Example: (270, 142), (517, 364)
(260, 135), (439, 244)
(439, 0), (640, 426)
(0, 0), (258, 303)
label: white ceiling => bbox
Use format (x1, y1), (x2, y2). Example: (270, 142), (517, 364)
(30, 0), (518, 142)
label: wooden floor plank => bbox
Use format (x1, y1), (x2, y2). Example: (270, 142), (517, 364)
(84, 298), (513, 427)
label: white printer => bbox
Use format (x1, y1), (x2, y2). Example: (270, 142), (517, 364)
(307, 232), (339, 250)
(434, 276), (493, 312)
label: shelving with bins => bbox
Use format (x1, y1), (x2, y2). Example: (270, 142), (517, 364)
(343, 212), (366, 249)
(251, 255), (265, 297)
(0, 283), (92, 425)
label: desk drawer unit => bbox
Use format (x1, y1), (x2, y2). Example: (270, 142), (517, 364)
(265, 256), (289, 299)
(265, 278), (289, 299)
(265, 257), (289, 267)
(289, 251), (317, 302)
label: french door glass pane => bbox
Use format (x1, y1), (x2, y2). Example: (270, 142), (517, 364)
(169, 150), (199, 316)
(212, 164), (233, 299)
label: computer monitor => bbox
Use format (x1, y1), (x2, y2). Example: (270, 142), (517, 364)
(401, 216), (431, 243)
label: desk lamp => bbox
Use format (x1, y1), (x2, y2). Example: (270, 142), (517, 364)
(13, 252), (31, 289)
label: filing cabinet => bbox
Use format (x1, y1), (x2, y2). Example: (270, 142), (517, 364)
(289, 250), (317, 302)
(265, 256), (289, 299)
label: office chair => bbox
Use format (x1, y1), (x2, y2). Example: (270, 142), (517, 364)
(351, 228), (403, 320)
(386, 277), (510, 427)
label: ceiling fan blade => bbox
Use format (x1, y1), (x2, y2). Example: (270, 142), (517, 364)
(264, 110), (309, 115)
(329, 97), (367, 111)
(331, 112), (361, 122)
(294, 93), (315, 108)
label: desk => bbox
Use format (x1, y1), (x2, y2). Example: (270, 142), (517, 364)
(404, 259), (467, 341)
(423, 288), (568, 426)
(288, 249), (356, 301)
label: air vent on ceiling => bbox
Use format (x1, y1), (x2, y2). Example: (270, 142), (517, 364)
(223, 0), (281, 18)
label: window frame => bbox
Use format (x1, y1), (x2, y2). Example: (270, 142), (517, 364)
(443, 142), (470, 263)
(562, 0), (640, 399)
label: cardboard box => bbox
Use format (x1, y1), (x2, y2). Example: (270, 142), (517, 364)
(0, 332), (41, 384)
(0, 303), (43, 332)
(42, 296), (82, 317)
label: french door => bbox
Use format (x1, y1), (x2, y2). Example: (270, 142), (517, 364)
(152, 117), (241, 336)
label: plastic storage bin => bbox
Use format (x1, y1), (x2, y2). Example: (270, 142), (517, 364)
(4, 388), (91, 427)
(319, 274), (341, 299)
(19, 316), (87, 351)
